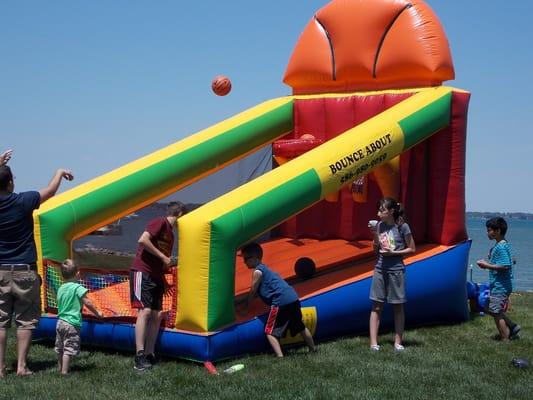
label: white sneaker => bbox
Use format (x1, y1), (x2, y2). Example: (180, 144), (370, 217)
(370, 344), (381, 351)
(394, 343), (405, 352)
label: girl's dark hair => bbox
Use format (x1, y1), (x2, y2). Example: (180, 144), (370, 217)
(378, 197), (405, 225)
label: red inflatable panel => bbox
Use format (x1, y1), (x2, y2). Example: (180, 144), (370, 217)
(274, 90), (469, 246)
(399, 141), (428, 241)
(427, 92), (470, 244)
(273, 139), (324, 158)
(293, 99), (327, 140)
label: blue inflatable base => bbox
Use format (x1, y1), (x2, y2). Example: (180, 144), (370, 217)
(35, 241), (471, 362)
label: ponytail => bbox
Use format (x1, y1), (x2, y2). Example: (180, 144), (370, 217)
(378, 197), (406, 225)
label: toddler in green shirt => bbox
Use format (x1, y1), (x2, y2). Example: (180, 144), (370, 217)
(55, 259), (102, 375)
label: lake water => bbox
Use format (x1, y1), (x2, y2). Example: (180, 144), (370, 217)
(74, 204), (167, 256)
(75, 209), (533, 291)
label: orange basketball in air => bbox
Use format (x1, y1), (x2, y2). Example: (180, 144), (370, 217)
(211, 75), (232, 96)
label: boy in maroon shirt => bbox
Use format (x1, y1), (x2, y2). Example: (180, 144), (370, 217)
(130, 201), (185, 371)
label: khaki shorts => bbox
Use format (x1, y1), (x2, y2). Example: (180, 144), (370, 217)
(55, 319), (81, 356)
(0, 269), (41, 329)
(486, 293), (510, 315)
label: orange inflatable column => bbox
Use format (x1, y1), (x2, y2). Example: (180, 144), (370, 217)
(372, 156), (400, 199)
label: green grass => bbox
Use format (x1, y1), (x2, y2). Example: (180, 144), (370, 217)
(2, 293), (532, 400)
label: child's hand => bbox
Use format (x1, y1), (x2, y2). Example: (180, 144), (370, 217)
(476, 259), (487, 269)
(368, 220), (378, 233)
(162, 255), (172, 267)
(379, 248), (394, 256)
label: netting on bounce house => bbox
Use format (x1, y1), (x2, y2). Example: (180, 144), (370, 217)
(34, 0), (471, 362)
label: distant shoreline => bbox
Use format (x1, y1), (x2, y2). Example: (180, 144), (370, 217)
(466, 212), (533, 220)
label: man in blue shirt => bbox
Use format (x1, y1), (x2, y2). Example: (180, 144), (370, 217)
(238, 242), (316, 357)
(0, 149), (73, 376)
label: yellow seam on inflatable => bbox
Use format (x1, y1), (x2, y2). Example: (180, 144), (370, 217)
(291, 85), (464, 100)
(33, 213), (46, 312)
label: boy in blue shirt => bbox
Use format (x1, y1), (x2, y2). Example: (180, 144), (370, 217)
(239, 242), (316, 357)
(477, 217), (520, 341)
(56, 259), (102, 374)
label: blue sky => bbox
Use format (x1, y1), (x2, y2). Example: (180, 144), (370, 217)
(1, 1), (532, 212)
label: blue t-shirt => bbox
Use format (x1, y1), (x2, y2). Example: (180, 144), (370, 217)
(488, 241), (513, 295)
(375, 222), (412, 271)
(256, 263), (298, 307)
(0, 191), (40, 264)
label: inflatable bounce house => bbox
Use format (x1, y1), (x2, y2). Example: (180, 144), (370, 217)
(34, 0), (471, 362)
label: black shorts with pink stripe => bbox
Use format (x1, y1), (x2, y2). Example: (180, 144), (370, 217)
(130, 271), (164, 310)
(264, 300), (305, 338)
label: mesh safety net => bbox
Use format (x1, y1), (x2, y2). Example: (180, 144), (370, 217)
(44, 261), (177, 328)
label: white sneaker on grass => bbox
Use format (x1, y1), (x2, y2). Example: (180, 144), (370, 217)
(394, 343), (405, 352)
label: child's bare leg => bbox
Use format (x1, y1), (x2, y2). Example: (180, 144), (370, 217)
(494, 316), (510, 341)
(502, 314), (516, 329)
(300, 328), (316, 351)
(266, 334), (283, 357)
(61, 354), (71, 375)
(393, 303), (405, 346)
(57, 353), (63, 372)
(369, 301), (383, 347)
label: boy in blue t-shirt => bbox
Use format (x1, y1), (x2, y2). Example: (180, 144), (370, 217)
(238, 242), (316, 357)
(476, 217), (520, 341)
(56, 259), (102, 374)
